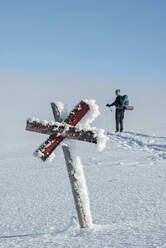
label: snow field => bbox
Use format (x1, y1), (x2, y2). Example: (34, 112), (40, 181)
(0, 129), (166, 247)
(0, 99), (166, 247)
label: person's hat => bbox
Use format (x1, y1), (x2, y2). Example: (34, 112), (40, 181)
(115, 89), (120, 93)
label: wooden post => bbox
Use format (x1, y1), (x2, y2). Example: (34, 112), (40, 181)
(27, 101), (96, 228)
(51, 103), (88, 228)
(62, 145), (88, 228)
(51, 102), (62, 122)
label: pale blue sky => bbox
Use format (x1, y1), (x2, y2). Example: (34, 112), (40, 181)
(0, 0), (166, 144)
(1, 0), (166, 82)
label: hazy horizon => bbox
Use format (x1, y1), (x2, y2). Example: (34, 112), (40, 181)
(0, 0), (166, 145)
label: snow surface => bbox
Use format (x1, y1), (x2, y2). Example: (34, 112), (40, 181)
(0, 129), (166, 247)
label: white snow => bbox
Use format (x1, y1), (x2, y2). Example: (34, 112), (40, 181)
(96, 128), (109, 152)
(47, 152), (55, 162)
(2, 96), (166, 247)
(27, 118), (60, 127)
(73, 156), (92, 227)
(41, 120), (49, 126)
(78, 99), (108, 151)
(52, 101), (64, 115)
(0, 129), (166, 247)
(28, 117), (40, 123)
(52, 101), (68, 120)
(33, 149), (44, 158)
(78, 99), (100, 130)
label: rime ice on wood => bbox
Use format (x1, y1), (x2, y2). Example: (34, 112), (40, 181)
(52, 101), (64, 114)
(96, 128), (109, 152)
(73, 156), (92, 227)
(78, 99), (100, 130)
(78, 99), (108, 151)
(26, 99), (108, 229)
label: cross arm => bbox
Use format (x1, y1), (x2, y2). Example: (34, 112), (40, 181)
(29, 100), (91, 161)
(26, 120), (97, 144)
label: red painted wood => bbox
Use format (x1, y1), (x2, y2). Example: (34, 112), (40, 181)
(36, 101), (89, 161)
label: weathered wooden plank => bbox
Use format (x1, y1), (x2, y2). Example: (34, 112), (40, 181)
(51, 102), (62, 122)
(65, 128), (97, 144)
(26, 121), (97, 144)
(62, 145), (88, 228)
(30, 101), (90, 161)
(26, 120), (64, 135)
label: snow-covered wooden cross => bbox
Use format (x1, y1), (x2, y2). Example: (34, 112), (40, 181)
(26, 101), (97, 161)
(26, 100), (107, 228)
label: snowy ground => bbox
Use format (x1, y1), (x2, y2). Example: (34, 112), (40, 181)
(0, 130), (166, 248)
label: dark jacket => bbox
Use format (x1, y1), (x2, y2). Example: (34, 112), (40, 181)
(109, 95), (123, 108)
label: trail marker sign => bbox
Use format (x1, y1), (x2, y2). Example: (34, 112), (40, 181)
(26, 100), (98, 228)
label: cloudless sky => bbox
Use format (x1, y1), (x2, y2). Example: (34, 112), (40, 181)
(0, 0), (166, 144)
(0, 0), (166, 82)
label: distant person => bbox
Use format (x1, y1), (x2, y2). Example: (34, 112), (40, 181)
(106, 89), (125, 132)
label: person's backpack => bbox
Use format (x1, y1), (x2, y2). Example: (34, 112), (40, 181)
(121, 95), (129, 108)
